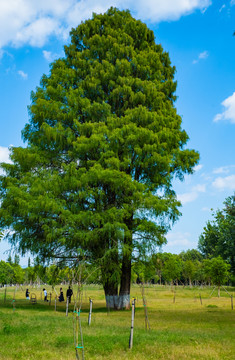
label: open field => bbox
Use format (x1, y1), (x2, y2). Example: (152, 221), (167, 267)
(0, 285), (234, 360)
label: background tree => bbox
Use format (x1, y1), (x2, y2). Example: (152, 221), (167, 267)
(6, 255), (12, 265)
(0, 260), (14, 285)
(182, 260), (196, 287)
(179, 249), (203, 262)
(209, 257), (231, 297)
(198, 194), (235, 282)
(162, 254), (182, 286)
(14, 254), (20, 265)
(12, 263), (25, 284)
(0, 8), (199, 309)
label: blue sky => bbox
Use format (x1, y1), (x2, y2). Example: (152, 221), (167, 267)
(0, 0), (235, 266)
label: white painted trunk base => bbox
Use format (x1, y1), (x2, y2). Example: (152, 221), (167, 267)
(105, 294), (130, 309)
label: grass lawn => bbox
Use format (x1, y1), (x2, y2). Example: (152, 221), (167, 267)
(0, 285), (234, 360)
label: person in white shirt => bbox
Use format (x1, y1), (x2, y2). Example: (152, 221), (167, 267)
(43, 288), (48, 301)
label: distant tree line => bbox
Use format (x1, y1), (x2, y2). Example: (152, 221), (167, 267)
(132, 250), (231, 288)
(0, 255), (100, 286)
(0, 249), (232, 289)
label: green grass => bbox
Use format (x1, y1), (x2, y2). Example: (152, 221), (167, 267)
(0, 285), (234, 359)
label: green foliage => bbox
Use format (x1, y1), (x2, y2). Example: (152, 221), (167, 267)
(209, 257), (230, 287)
(14, 254), (20, 265)
(162, 254), (182, 284)
(0, 8), (199, 296)
(198, 194), (235, 277)
(179, 249), (203, 262)
(132, 257), (158, 283)
(12, 263), (25, 284)
(182, 260), (196, 285)
(0, 260), (14, 285)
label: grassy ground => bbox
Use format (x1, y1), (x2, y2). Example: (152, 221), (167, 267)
(0, 285), (234, 360)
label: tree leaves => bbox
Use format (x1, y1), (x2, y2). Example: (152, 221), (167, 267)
(0, 8), (199, 294)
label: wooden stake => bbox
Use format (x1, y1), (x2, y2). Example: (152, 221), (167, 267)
(199, 293), (202, 305)
(88, 298), (92, 326)
(66, 297), (69, 316)
(129, 299), (135, 349)
(75, 307), (79, 360)
(143, 298), (151, 331)
(78, 308), (85, 360)
(12, 299), (16, 312)
(4, 288), (7, 304)
(141, 285), (150, 331)
(231, 295), (233, 311)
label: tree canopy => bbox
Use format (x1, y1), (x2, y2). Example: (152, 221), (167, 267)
(0, 8), (199, 308)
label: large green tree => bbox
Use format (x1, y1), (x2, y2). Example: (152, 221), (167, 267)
(0, 8), (199, 308)
(198, 194), (235, 280)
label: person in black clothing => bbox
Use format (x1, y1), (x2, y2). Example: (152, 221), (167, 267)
(58, 287), (64, 302)
(66, 286), (73, 303)
(26, 289), (30, 299)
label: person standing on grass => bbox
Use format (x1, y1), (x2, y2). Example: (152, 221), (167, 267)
(66, 286), (73, 303)
(43, 288), (48, 301)
(58, 287), (64, 302)
(26, 289), (30, 299)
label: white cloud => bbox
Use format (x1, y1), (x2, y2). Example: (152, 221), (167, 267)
(212, 175), (235, 191)
(129, 0), (211, 22)
(192, 184), (206, 192)
(219, 4), (226, 12)
(177, 183), (206, 204)
(43, 50), (62, 62)
(0, 146), (12, 175)
(193, 50), (209, 64)
(193, 164), (203, 172)
(166, 232), (191, 247)
(177, 191), (199, 204)
(214, 92), (235, 124)
(213, 165), (235, 174)
(0, 0), (212, 50)
(18, 70), (28, 79)
(201, 206), (211, 211)
(0, 146), (12, 163)
(43, 50), (54, 62)
(199, 50), (209, 59)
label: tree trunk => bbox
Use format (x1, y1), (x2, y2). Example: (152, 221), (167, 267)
(119, 252), (132, 309)
(104, 285), (119, 309)
(102, 269), (119, 309)
(118, 215), (133, 309)
(101, 228), (120, 309)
